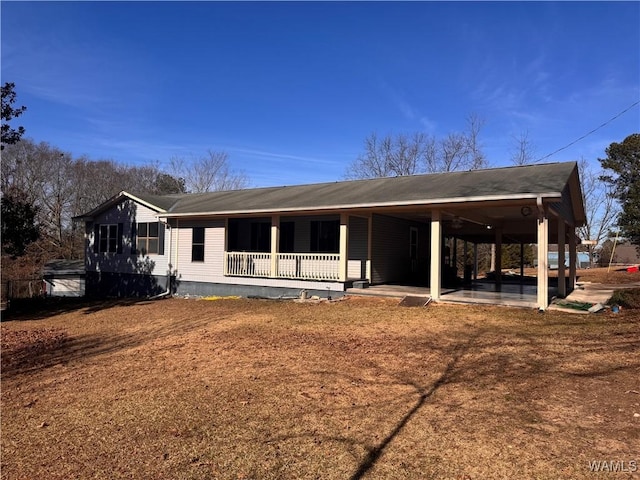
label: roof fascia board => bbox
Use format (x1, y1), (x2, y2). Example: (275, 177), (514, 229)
(157, 192), (563, 218)
(124, 192), (168, 213)
(73, 191), (167, 221)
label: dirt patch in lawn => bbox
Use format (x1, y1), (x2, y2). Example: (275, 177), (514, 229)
(576, 267), (640, 285)
(2, 296), (639, 479)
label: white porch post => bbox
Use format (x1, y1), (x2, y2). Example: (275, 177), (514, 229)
(339, 213), (349, 282)
(366, 214), (372, 282)
(271, 215), (279, 278)
(537, 214), (549, 310)
(558, 220), (566, 298)
(569, 227), (577, 293)
(495, 227), (502, 287)
(430, 210), (442, 301)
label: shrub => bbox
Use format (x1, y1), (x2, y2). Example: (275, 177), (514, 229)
(608, 288), (640, 309)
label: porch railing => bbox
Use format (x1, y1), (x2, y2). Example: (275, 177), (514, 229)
(276, 253), (340, 280)
(224, 252), (340, 281)
(225, 252), (271, 277)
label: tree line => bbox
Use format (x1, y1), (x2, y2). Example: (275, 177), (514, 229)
(1, 83), (247, 279)
(2, 81), (638, 281)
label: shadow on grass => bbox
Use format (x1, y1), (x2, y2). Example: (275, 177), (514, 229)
(1, 296), (162, 322)
(1, 301), (214, 380)
(348, 334), (478, 480)
(263, 312), (639, 478)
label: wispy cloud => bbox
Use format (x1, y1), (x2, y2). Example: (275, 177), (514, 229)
(224, 146), (344, 168)
(378, 80), (437, 133)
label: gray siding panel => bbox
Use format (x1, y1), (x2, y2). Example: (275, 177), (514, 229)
(348, 216), (368, 280)
(371, 214), (429, 284)
(86, 200), (170, 278)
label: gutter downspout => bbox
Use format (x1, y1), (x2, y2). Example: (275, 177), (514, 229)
(149, 219), (173, 300)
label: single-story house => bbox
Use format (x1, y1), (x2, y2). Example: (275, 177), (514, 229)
(74, 162), (586, 310)
(609, 242), (640, 266)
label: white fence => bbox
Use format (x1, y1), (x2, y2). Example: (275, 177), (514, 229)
(225, 252), (340, 281)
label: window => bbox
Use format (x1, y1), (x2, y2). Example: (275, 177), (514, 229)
(97, 224), (122, 253)
(227, 219), (240, 251)
(136, 222), (160, 255)
(310, 220), (339, 253)
(192, 227), (205, 262)
(280, 221), (295, 253)
(250, 222), (271, 252)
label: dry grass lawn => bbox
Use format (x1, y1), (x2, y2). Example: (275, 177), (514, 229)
(2, 279), (639, 479)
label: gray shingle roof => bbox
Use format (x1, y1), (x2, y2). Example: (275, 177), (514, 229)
(132, 193), (187, 212)
(160, 162), (579, 215)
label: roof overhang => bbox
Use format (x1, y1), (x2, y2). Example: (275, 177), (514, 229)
(73, 191), (167, 222)
(157, 192), (564, 219)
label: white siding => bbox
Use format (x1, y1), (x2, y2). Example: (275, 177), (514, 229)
(136, 205), (171, 276)
(85, 199), (170, 277)
(49, 277), (85, 297)
(173, 217), (344, 291)
(348, 216), (369, 280)
(174, 219), (226, 283)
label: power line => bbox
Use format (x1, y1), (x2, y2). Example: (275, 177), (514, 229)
(535, 100), (640, 163)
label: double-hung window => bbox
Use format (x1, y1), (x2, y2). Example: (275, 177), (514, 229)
(136, 222), (159, 255)
(98, 224), (121, 253)
(192, 227), (205, 262)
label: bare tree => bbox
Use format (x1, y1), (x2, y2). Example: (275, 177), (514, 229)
(577, 157), (618, 265)
(509, 131), (537, 166)
(168, 150), (248, 193)
(346, 132), (431, 179)
(438, 132), (471, 172)
(348, 114), (486, 179)
(464, 113), (487, 170)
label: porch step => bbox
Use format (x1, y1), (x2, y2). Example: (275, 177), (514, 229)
(352, 280), (370, 289)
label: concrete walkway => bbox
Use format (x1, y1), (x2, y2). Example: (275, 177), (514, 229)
(548, 281), (640, 314)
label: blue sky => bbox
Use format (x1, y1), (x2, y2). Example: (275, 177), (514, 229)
(2, 1), (639, 187)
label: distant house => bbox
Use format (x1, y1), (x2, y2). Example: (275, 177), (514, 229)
(610, 242), (640, 266)
(74, 162), (586, 310)
(43, 259), (85, 297)
(546, 251), (590, 269)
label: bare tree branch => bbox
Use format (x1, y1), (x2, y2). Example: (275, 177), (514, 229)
(169, 150), (248, 193)
(577, 157), (618, 264)
(509, 131), (536, 166)
(347, 114), (487, 179)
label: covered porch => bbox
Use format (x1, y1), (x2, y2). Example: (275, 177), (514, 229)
(221, 199), (581, 310)
(345, 280), (559, 309)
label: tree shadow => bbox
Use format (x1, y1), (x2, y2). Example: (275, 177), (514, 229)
(1, 296), (164, 322)
(261, 313), (639, 478)
(3, 199), (182, 321)
(84, 200), (178, 301)
(1, 307), (214, 380)
(348, 334), (478, 480)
